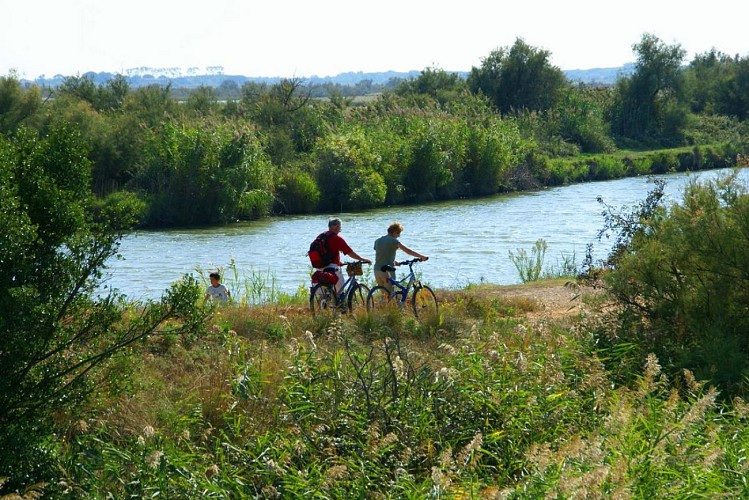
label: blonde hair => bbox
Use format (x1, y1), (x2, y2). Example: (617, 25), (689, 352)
(387, 222), (404, 235)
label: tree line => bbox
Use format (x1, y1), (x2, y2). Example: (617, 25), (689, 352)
(2, 33), (748, 228)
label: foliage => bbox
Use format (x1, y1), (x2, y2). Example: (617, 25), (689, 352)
(609, 33), (689, 146)
(584, 172), (749, 395)
(546, 84), (616, 154)
(0, 73), (42, 134)
(0, 125), (208, 492)
(3, 36), (749, 230)
(58, 73), (130, 112)
(132, 119), (275, 226)
(315, 128), (387, 210)
(506, 355), (747, 498)
(31, 282), (749, 498)
(509, 239), (548, 283)
(394, 66), (468, 105)
(686, 49), (749, 120)
(274, 167), (321, 213)
(467, 38), (567, 115)
(241, 77), (333, 164)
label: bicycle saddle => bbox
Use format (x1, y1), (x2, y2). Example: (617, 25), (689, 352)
(381, 265), (396, 272)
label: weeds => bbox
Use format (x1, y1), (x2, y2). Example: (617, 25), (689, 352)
(10, 283), (749, 498)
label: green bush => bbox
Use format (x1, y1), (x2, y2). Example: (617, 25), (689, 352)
(133, 120), (274, 226)
(0, 126), (207, 493)
(275, 168), (320, 213)
(315, 128), (387, 210)
(648, 151), (679, 173)
(592, 173), (749, 395)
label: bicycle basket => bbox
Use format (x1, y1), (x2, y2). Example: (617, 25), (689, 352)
(346, 262), (363, 276)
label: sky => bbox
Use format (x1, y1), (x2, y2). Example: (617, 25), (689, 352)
(3, 0), (748, 79)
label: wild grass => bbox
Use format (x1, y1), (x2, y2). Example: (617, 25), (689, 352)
(509, 238), (579, 283)
(38, 285), (749, 497)
(195, 259), (308, 306)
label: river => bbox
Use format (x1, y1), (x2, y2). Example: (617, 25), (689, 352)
(103, 167), (749, 301)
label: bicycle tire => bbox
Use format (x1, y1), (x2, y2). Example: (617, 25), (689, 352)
(310, 283), (338, 317)
(411, 285), (438, 318)
(367, 286), (391, 312)
(367, 286), (406, 312)
(347, 283), (370, 313)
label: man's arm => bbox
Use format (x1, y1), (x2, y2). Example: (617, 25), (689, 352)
(346, 250), (371, 264)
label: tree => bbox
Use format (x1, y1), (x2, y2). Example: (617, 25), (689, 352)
(467, 38), (567, 114)
(0, 73), (42, 134)
(685, 49), (735, 114)
(718, 56), (749, 120)
(0, 125), (205, 492)
(132, 119), (275, 226)
(610, 33), (688, 146)
(185, 84), (218, 117)
(243, 78), (330, 164)
(395, 66), (467, 105)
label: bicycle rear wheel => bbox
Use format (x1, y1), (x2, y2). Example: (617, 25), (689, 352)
(310, 283), (338, 318)
(411, 285), (438, 319)
(347, 283), (370, 313)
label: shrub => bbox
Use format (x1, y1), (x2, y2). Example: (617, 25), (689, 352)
(275, 169), (320, 213)
(0, 126), (207, 493)
(587, 173), (749, 395)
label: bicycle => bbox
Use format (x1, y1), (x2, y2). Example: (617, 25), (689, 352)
(366, 258), (438, 318)
(310, 261), (370, 317)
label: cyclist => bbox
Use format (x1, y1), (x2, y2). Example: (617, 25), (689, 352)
(317, 217), (371, 295)
(373, 222), (428, 292)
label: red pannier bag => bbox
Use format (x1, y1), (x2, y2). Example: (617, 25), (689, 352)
(311, 269), (339, 285)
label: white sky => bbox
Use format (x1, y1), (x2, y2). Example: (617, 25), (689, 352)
(3, 0), (748, 79)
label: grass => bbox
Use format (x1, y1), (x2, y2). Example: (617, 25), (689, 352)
(21, 280), (749, 498)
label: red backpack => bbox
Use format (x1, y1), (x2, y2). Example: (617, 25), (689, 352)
(308, 231), (336, 269)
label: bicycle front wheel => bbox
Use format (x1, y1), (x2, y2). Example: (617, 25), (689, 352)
(347, 283), (370, 313)
(411, 285), (438, 319)
(310, 283), (338, 318)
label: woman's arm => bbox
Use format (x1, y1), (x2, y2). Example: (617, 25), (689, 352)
(398, 242), (428, 261)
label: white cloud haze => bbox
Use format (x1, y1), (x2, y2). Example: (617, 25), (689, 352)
(2, 0), (748, 79)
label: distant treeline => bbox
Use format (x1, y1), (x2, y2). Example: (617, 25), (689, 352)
(22, 65), (628, 95)
(2, 34), (748, 228)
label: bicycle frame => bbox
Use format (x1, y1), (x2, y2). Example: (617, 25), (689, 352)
(337, 273), (359, 302)
(384, 260), (419, 304)
(310, 261), (369, 315)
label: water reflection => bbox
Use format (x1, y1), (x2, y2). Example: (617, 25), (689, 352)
(104, 168), (748, 300)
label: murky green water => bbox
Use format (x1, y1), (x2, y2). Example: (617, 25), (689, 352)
(104, 168), (748, 300)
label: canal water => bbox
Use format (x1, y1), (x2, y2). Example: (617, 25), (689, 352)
(103, 168), (748, 300)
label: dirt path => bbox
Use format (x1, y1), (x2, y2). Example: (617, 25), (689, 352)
(450, 280), (600, 321)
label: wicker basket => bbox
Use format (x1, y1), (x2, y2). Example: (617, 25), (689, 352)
(346, 262), (363, 276)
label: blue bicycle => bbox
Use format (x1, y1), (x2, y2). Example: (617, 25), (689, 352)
(310, 261), (370, 317)
(366, 258), (438, 318)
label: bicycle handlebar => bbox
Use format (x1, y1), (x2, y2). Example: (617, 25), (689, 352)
(395, 258), (426, 266)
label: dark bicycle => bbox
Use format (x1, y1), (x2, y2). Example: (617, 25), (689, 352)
(310, 261), (370, 317)
(366, 258), (438, 318)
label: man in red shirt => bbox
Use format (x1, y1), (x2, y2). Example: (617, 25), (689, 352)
(321, 217), (371, 294)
